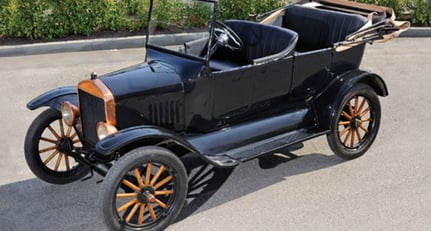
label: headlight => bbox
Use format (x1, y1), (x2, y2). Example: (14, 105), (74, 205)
(96, 122), (118, 140)
(61, 101), (79, 126)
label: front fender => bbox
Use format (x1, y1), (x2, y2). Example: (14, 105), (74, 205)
(96, 125), (199, 158)
(27, 86), (77, 111)
(314, 69), (388, 131)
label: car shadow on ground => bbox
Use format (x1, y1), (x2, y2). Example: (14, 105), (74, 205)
(176, 147), (344, 222)
(0, 148), (344, 231)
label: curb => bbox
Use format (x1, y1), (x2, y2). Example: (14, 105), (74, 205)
(399, 27), (431, 38)
(0, 32), (208, 57)
(0, 28), (429, 57)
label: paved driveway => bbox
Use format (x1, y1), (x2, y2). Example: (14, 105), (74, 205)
(0, 38), (430, 230)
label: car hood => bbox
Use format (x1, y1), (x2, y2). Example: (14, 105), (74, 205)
(99, 61), (184, 100)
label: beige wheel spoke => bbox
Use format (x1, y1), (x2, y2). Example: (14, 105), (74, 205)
(117, 193), (138, 198)
(40, 137), (58, 144)
(134, 168), (145, 187)
(359, 124), (369, 133)
(148, 203), (157, 221)
(357, 97), (366, 114)
(354, 96), (359, 114)
(359, 107), (371, 118)
(54, 153), (63, 171)
(348, 102), (354, 116)
(137, 204), (145, 225)
(66, 126), (72, 137)
(39, 145), (57, 153)
(54, 152), (63, 171)
(154, 198), (168, 209)
(154, 175), (172, 190)
(155, 190), (174, 196)
(342, 110), (352, 120)
(59, 120), (65, 137)
(122, 179), (140, 192)
(350, 128), (355, 147)
(72, 139), (80, 144)
(64, 154), (71, 171)
(70, 132), (78, 140)
(355, 128), (362, 143)
(339, 126), (351, 137)
(47, 125), (61, 140)
(338, 121), (350, 126)
(361, 118), (371, 122)
(150, 165), (165, 186)
(145, 163), (152, 185)
(117, 199), (138, 213)
(125, 203), (141, 223)
(343, 129), (352, 146)
(43, 150), (59, 165)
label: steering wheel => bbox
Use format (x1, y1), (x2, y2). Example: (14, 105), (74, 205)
(206, 21), (244, 58)
(214, 21), (243, 51)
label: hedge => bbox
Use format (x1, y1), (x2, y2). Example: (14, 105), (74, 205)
(355, 0), (431, 26)
(0, 0), (430, 40)
(0, 0), (283, 40)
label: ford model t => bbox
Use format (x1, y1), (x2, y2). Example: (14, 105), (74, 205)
(24, 0), (409, 230)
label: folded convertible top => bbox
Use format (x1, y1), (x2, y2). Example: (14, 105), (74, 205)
(259, 0), (410, 51)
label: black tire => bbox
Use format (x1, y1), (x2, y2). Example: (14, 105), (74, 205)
(327, 84), (381, 159)
(100, 146), (188, 231)
(24, 108), (89, 184)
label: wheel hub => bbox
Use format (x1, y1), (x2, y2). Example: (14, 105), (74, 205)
(350, 116), (361, 129)
(137, 186), (156, 204)
(57, 137), (73, 153)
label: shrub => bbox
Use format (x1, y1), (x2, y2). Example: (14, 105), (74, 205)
(184, 2), (213, 28)
(218, 0), (284, 21)
(355, 0), (431, 26)
(355, 0), (406, 17)
(124, 0), (150, 31)
(0, 0), (430, 41)
(406, 0), (431, 26)
(2, 0), (55, 39)
(152, 0), (185, 30)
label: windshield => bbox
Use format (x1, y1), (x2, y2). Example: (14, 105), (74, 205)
(146, 0), (216, 61)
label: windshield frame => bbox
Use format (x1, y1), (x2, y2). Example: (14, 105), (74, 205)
(145, 0), (218, 66)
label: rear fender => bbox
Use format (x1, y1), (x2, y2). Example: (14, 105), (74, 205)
(95, 125), (202, 161)
(27, 86), (77, 111)
(314, 69), (388, 131)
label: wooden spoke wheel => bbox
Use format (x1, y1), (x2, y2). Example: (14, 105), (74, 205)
(327, 84), (381, 159)
(24, 108), (89, 184)
(337, 95), (372, 148)
(100, 146), (187, 231)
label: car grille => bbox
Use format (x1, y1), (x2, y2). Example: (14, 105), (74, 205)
(78, 90), (106, 144)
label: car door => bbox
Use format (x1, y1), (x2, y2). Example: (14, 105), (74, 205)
(251, 57), (293, 107)
(211, 67), (253, 124)
(211, 57), (293, 125)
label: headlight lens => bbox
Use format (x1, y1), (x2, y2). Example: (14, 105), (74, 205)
(96, 122), (118, 140)
(61, 101), (79, 126)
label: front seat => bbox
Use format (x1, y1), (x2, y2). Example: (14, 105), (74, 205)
(212, 20), (298, 66)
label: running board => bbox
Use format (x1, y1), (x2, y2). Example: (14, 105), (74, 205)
(209, 129), (327, 164)
(188, 109), (313, 156)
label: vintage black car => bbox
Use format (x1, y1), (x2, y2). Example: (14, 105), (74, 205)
(24, 0), (409, 230)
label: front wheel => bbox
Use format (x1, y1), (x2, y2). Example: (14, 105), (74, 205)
(327, 84), (381, 159)
(100, 146), (188, 231)
(24, 108), (89, 184)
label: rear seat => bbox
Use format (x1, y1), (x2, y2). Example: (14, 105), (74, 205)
(283, 5), (367, 52)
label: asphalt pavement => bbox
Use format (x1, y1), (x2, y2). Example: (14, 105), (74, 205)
(0, 38), (430, 230)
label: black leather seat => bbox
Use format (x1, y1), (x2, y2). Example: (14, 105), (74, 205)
(283, 5), (367, 52)
(211, 20), (298, 68)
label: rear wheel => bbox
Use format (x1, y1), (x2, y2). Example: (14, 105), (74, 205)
(100, 146), (187, 231)
(327, 84), (381, 159)
(24, 108), (89, 184)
